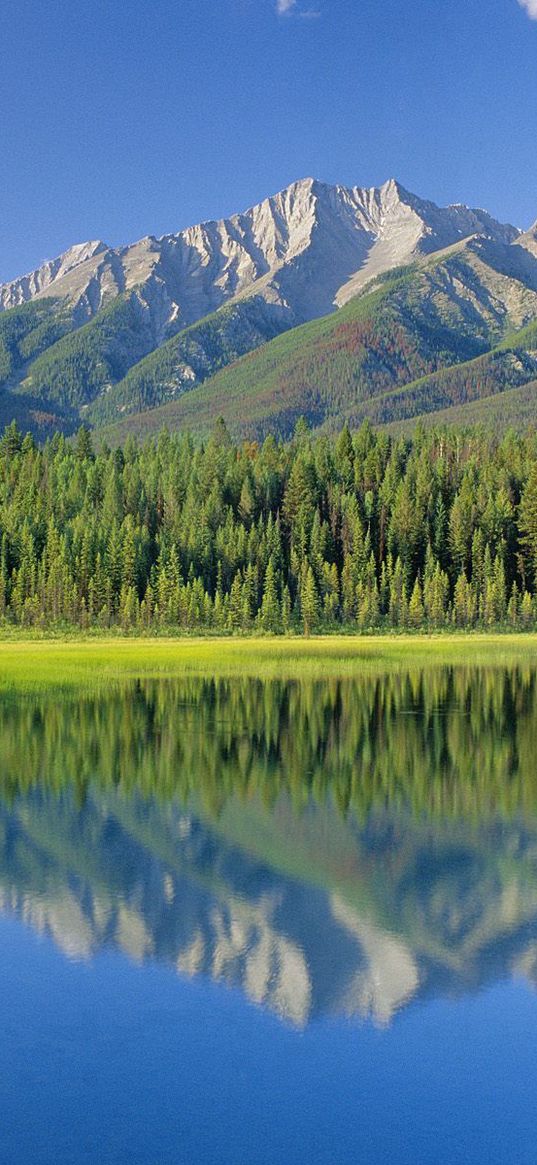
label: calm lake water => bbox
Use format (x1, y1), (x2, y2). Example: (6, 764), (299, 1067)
(2, 667), (537, 1163)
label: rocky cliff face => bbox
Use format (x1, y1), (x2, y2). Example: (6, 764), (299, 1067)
(518, 219), (537, 259)
(0, 178), (520, 332)
(2, 178), (534, 439)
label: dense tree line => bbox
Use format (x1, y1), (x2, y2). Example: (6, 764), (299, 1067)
(3, 416), (537, 633)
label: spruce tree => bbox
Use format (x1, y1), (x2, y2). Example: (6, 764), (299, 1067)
(519, 463), (537, 587)
(300, 565), (319, 638)
(259, 558), (281, 633)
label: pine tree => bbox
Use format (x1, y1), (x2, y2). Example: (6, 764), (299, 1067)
(300, 565), (319, 637)
(227, 572), (243, 631)
(121, 516), (137, 593)
(259, 558), (281, 633)
(424, 561), (448, 627)
(388, 557), (408, 628)
(1, 420), (22, 457)
(409, 577), (424, 627)
(281, 585), (292, 633)
(335, 424), (354, 487)
(507, 582), (520, 627)
(453, 572), (474, 628)
(75, 426), (94, 461)
(518, 463), (537, 587)
(238, 478), (255, 527)
(521, 590), (534, 627)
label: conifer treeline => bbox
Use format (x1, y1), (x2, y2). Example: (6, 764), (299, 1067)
(3, 416), (537, 633)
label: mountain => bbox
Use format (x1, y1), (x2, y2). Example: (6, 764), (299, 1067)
(1, 178), (517, 323)
(0, 176), (533, 439)
(100, 237), (537, 443)
(384, 378), (537, 436)
(518, 218), (537, 259)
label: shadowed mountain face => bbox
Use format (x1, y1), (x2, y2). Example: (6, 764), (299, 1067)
(2, 669), (537, 1027)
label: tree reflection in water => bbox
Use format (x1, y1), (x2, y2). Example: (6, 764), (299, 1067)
(1, 666), (537, 1026)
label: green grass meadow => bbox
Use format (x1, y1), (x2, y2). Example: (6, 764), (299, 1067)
(1, 634), (537, 693)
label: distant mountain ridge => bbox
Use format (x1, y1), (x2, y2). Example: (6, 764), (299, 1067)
(1, 176), (536, 440)
(1, 178), (518, 324)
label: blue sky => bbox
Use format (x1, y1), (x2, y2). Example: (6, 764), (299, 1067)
(1, 0), (536, 282)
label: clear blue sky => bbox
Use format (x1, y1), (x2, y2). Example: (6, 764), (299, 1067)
(1, 0), (537, 282)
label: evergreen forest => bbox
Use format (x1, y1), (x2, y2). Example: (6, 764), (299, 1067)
(3, 416), (537, 634)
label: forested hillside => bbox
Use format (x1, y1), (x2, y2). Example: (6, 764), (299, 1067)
(23, 293), (163, 410)
(86, 297), (291, 424)
(0, 299), (79, 437)
(101, 247), (537, 444)
(2, 417), (537, 633)
(2, 205), (537, 442)
(386, 381), (537, 435)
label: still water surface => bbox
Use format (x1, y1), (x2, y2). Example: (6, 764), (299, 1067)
(1, 667), (537, 1163)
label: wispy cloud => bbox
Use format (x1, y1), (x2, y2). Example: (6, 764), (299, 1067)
(519, 0), (537, 19)
(276, 0), (320, 16)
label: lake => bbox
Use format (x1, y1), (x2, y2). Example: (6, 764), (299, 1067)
(2, 664), (537, 1163)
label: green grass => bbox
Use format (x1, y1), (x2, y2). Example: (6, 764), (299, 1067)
(1, 634), (537, 692)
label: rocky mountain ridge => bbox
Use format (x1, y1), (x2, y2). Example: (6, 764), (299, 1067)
(1, 176), (536, 440)
(0, 178), (519, 330)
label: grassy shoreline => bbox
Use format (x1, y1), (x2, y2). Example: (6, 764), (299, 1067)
(1, 634), (537, 691)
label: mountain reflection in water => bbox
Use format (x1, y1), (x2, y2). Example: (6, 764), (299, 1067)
(2, 667), (537, 1027)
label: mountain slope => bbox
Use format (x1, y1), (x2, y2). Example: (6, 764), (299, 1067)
(0, 177), (533, 438)
(98, 239), (537, 443)
(1, 178), (518, 328)
(0, 298), (73, 385)
(85, 296), (292, 423)
(19, 292), (166, 411)
(0, 179), (519, 422)
(384, 380), (537, 435)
